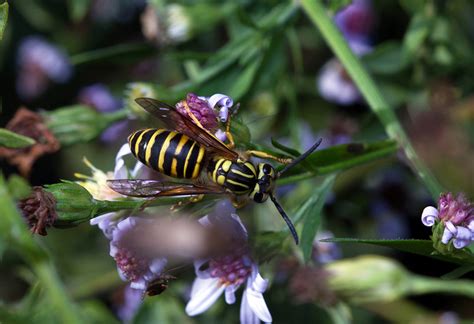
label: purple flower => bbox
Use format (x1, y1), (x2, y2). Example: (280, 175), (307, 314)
(16, 36), (72, 100)
(110, 217), (168, 290)
(117, 285), (143, 322)
(317, 41), (372, 106)
(421, 192), (474, 249)
(78, 84), (127, 143)
(185, 201), (272, 323)
(176, 93), (234, 141)
(312, 231), (342, 264)
(78, 84), (122, 113)
(335, 0), (375, 45)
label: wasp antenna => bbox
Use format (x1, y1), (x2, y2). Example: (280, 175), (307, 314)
(279, 138), (323, 176)
(270, 194), (299, 244)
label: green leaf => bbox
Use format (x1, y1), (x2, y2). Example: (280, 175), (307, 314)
(327, 0), (351, 13)
(362, 41), (410, 75)
(0, 128), (35, 148)
(321, 238), (474, 265)
(271, 138), (301, 157)
(70, 43), (155, 66)
(0, 2), (8, 40)
(441, 265), (474, 280)
(67, 0), (91, 22)
(402, 13), (432, 56)
(7, 174), (31, 200)
(278, 139), (398, 185)
(253, 231), (289, 263)
(298, 174), (337, 262)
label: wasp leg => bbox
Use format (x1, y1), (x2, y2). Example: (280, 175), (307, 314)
(245, 150), (292, 164)
(224, 113), (235, 149)
(230, 196), (248, 209)
(170, 194), (205, 211)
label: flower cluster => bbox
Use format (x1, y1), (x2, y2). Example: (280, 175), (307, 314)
(317, 0), (374, 105)
(16, 36), (72, 100)
(186, 201), (272, 323)
(176, 93), (234, 141)
(422, 193), (474, 249)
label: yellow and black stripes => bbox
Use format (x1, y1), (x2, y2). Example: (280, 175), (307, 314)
(207, 158), (257, 194)
(128, 128), (205, 179)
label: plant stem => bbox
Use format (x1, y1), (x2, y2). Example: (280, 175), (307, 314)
(300, 0), (443, 199)
(410, 275), (474, 298)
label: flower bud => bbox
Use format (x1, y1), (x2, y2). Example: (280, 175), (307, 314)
(19, 182), (97, 233)
(325, 255), (410, 304)
(43, 182), (98, 227)
(42, 105), (127, 146)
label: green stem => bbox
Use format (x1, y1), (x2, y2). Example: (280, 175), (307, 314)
(95, 197), (184, 215)
(103, 108), (129, 123)
(410, 275), (474, 298)
(300, 0), (443, 199)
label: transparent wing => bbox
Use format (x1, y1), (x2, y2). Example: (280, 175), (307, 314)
(135, 97), (239, 160)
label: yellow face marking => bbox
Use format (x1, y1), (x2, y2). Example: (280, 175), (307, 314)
(134, 129), (152, 156)
(192, 146), (206, 178)
(231, 169), (254, 178)
(158, 131), (178, 172)
(145, 129), (165, 165)
(227, 179), (249, 189)
(222, 160), (232, 172)
(217, 175), (226, 185)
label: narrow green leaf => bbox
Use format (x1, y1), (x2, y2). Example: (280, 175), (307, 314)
(70, 43), (154, 66)
(271, 138), (301, 157)
(402, 13), (432, 56)
(321, 238), (474, 265)
(278, 139), (398, 186)
(0, 128), (35, 148)
(0, 2), (8, 40)
(299, 174), (337, 262)
(441, 265), (474, 280)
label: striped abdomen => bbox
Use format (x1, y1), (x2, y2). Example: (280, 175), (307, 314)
(207, 158), (257, 194)
(128, 128), (205, 179)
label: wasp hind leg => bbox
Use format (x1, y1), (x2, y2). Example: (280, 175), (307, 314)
(224, 113), (235, 149)
(245, 150), (292, 164)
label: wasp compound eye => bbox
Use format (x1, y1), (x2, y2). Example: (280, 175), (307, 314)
(263, 164), (272, 174)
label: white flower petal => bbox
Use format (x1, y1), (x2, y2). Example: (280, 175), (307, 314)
(421, 206), (439, 227)
(441, 227), (455, 244)
(186, 278), (225, 316)
(453, 238), (471, 249)
(467, 220), (474, 232)
(131, 161), (146, 178)
(225, 285), (237, 304)
(130, 279), (147, 290)
(114, 143), (132, 179)
(208, 94), (233, 110)
(149, 258), (167, 274)
(245, 287), (272, 323)
(240, 290), (260, 324)
(455, 226), (471, 241)
(250, 272), (269, 294)
(215, 129), (227, 142)
(90, 212), (114, 226)
(194, 259), (212, 279)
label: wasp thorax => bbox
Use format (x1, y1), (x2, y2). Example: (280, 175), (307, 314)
(250, 163), (276, 203)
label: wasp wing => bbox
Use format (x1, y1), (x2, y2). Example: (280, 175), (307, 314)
(135, 97), (239, 160)
(107, 179), (227, 197)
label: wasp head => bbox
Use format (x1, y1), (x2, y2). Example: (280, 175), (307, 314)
(250, 163), (276, 203)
